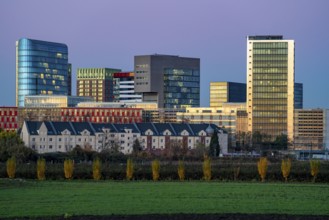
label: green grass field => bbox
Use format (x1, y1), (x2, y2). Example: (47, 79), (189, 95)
(1, 179), (329, 218)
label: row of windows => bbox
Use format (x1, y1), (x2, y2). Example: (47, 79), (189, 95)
(253, 49), (288, 55)
(165, 81), (199, 87)
(253, 42), (288, 49)
(252, 93), (288, 98)
(252, 68), (288, 74)
(252, 80), (287, 86)
(18, 67), (68, 74)
(164, 76), (199, 82)
(18, 56), (68, 64)
(18, 50), (68, 59)
(252, 86), (287, 93)
(164, 68), (200, 77)
(253, 74), (288, 80)
(252, 63), (288, 68)
(164, 93), (199, 99)
(18, 61), (68, 69)
(252, 99), (288, 105)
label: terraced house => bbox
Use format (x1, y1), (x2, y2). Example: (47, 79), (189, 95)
(20, 121), (228, 154)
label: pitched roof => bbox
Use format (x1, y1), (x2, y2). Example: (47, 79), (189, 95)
(152, 123), (176, 135)
(91, 123), (118, 133)
(51, 121), (76, 135)
(70, 122), (95, 135)
(134, 123), (157, 135)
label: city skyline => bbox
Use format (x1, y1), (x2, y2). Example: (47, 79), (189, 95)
(0, 0), (329, 108)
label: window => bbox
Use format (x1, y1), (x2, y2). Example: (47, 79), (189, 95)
(49, 145), (53, 149)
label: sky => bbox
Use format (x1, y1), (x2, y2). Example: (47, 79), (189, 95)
(0, 0), (328, 108)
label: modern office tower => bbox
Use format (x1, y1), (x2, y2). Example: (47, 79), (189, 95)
(68, 63), (72, 96)
(210, 82), (246, 107)
(294, 109), (329, 152)
(247, 35), (295, 141)
(113, 72), (142, 102)
(77, 68), (121, 102)
(16, 38), (69, 107)
(134, 54), (200, 109)
(294, 83), (303, 109)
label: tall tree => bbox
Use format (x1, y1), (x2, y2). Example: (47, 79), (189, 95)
(209, 129), (220, 157)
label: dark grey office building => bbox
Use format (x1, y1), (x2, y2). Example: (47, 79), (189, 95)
(134, 55), (200, 108)
(294, 83), (303, 109)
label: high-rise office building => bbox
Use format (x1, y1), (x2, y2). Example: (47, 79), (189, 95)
(247, 35), (295, 140)
(113, 72), (142, 102)
(77, 68), (121, 102)
(210, 82), (246, 107)
(16, 38), (69, 107)
(134, 54), (200, 109)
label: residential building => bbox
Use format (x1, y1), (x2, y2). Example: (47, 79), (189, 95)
(21, 121), (228, 154)
(247, 35), (295, 141)
(134, 54), (200, 108)
(24, 95), (94, 108)
(113, 72), (142, 102)
(77, 68), (121, 102)
(16, 38), (69, 107)
(293, 109), (329, 151)
(0, 107), (18, 131)
(210, 82), (246, 107)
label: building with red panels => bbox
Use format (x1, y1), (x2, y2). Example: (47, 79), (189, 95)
(0, 107), (18, 131)
(61, 107), (143, 123)
(113, 72), (142, 102)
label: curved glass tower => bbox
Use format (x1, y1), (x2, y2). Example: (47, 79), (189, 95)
(16, 38), (69, 107)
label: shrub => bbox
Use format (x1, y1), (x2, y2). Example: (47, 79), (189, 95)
(257, 157), (268, 182)
(92, 158), (102, 180)
(310, 160), (320, 183)
(281, 158), (291, 182)
(203, 157), (211, 181)
(126, 158), (134, 181)
(6, 156), (16, 179)
(152, 160), (160, 181)
(37, 158), (46, 180)
(177, 160), (185, 181)
(64, 159), (74, 180)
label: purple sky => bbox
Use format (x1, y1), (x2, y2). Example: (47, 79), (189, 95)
(0, 0), (328, 108)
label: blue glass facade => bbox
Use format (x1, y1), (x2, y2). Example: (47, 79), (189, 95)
(163, 68), (200, 108)
(16, 38), (69, 107)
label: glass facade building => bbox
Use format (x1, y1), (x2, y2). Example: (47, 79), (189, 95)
(294, 83), (303, 109)
(16, 38), (69, 107)
(163, 68), (200, 108)
(247, 36), (295, 140)
(134, 55), (200, 109)
(210, 82), (246, 107)
(24, 95), (94, 108)
(77, 68), (121, 102)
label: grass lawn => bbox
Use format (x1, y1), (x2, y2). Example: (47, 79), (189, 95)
(0, 179), (329, 218)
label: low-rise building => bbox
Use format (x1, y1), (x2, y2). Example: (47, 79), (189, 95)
(0, 107), (18, 131)
(21, 121), (228, 154)
(24, 95), (94, 108)
(293, 109), (329, 151)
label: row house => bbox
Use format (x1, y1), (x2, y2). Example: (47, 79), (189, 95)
(21, 121), (228, 154)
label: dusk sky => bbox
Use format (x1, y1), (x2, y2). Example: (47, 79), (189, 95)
(0, 0), (328, 108)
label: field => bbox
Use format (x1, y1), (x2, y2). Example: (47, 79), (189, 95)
(1, 179), (329, 219)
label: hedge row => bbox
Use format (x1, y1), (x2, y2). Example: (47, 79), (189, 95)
(1, 160), (329, 182)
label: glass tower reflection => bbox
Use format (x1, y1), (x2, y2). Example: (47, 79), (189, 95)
(16, 38), (69, 107)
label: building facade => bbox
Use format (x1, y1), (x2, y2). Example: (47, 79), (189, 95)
(293, 109), (329, 151)
(247, 35), (295, 141)
(134, 54), (200, 108)
(294, 83), (303, 109)
(0, 107), (18, 132)
(113, 72), (142, 102)
(176, 103), (246, 148)
(61, 107), (143, 123)
(24, 95), (94, 108)
(16, 38), (69, 107)
(21, 121), (228, 154)
(77, 68), (121, 102)
(210, 82), (246, 107)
